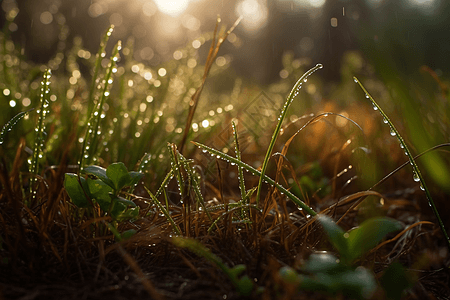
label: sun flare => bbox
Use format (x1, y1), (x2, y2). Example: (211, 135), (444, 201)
(153, 0), (190, 17)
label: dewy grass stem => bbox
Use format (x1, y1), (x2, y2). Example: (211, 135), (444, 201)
(192, 141), (317, 216)
(255, 63), (323, 205)
(29, 69), (52, 199)
(354, 76), (450, 253)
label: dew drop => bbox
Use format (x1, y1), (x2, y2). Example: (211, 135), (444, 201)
(353, 78), (358, 83)
(390, 129), (396, 136)
(420, 184), (425, 191)
(372, 104), (378, 111)
(413, 173), (420, 182)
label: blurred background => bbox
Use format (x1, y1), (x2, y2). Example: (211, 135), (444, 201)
(1, 0), (449, 84)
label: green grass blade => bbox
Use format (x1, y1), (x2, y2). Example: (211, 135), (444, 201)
(87, 25), (114, 118)
(353, 76), (450, 252)
(28, 69), (52, 199)
(192, 141), (317, 216)
(256, 63), (323, 205)
(144, 186), (181, 235)
(0, 108), (33, 145)
(168, 143), (186, 200)
(80, 40), (122, 168)
(177, 153), (213, 222)
(231, 121), (247, 203)
(231, 121), (250, 221)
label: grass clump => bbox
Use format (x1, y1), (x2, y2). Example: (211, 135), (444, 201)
(0, 16), (449, 300)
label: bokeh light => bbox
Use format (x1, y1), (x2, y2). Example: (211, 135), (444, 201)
(292, 0), (326, 8)
(407, 0), (439, 14)
(153, 0), (190, 17)
(236, 0), (268, 32)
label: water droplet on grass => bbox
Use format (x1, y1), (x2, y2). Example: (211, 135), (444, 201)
(413, 173), (420, 182)
(390, 129), (396, 136)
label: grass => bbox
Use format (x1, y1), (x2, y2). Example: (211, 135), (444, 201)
(1, 15), (450, 300)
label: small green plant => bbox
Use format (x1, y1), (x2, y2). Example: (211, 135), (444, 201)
(64, 162), (143, 222)
(171, 236), (254, 297)
(278, 215), (403, 299)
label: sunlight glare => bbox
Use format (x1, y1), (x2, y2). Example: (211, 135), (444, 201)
(291, 0), (326, 9)
(308, 0), (325, 8)
(407, 0), (438, 14)
(236, 0), (268, 32)
(153, 0), (189, 17)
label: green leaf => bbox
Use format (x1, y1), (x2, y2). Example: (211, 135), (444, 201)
(380, 262), (413, 300)
(347, 217), (402, 262)
(84, 165), (114, 189)
(298, 267), (376, 300)
(279, 266), (300, 284)
(109, 195), (139, 221)
(128, 171), (144, 187)
(106, 162), (131, 191)
(317, 215), (348, 259)
(302, 253), (344, 274)
(229, 264), (246, 279)
(87, 178), (113, 211)
(236, 275), (253, 296)
(64, 173), (90, 208)
(115, 196), (137, 207)
(121, 229), (137, 240)
(338, 267), (377, 299)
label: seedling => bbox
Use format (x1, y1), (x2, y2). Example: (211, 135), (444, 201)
(64, 162), (143, 222)
(279, 215), (403, 299)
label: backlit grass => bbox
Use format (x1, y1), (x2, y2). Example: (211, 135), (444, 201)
(0, 17), (449, 300)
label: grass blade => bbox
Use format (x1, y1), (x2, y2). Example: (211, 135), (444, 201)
(256, 63), (323, 204)
(87, 25), (115, 118)
(192, 141), (317, 216)
(353, 76), (450, 252)
(144, 186), (181, 235)
(28, 69), (52, 199)
(0, 108), (33, 145)
(177, 152), (213, 222)
(80, 40), (122, 168)
(231, 121), (249, 220)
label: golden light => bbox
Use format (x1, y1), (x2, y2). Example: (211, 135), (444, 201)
(407, 0), (438, 14)
(153, 0), (190, 17)
(236, 0), (268, 32)
(307, 0), (326, 8)
(292, 0), (326, 9)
